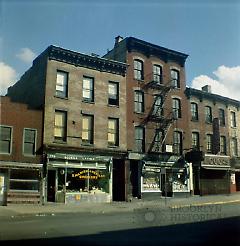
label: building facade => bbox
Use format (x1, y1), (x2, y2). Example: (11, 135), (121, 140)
(7, 46), (128, 203)
(0, 96), (43, 204)
(104, 36), (191, 199)
(185, 86), (240, 195)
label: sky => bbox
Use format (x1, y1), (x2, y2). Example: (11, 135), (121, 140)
(1, 0), (240, 100)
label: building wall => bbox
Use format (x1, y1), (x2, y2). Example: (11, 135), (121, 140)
(0, 96), (43, 163)
(125, 51), (190, 153)
(43, 59), (127, 151)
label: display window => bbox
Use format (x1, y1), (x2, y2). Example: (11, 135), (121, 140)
(142, 170), (160, 191)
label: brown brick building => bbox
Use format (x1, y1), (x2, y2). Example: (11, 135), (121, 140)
(7, 46), (128, 203)
(0, 96), (43, 204)
(185, 86), (240, 195)
(104, 36), (191, 198)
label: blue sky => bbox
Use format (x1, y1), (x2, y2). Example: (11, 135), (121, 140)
(1, 0), (240, 99)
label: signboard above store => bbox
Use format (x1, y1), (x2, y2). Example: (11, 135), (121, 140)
(202, 155), (230, 168)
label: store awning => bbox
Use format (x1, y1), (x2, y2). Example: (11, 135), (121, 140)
(202, 165), (230, 170)
(0, 161), (42, 169)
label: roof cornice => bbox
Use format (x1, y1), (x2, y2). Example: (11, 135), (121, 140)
(46, 45), (127, 76)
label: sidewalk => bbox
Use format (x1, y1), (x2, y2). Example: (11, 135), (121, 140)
(0, 193), (240, 218)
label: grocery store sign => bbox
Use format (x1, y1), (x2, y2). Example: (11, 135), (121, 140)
(72, 170), (105, 180)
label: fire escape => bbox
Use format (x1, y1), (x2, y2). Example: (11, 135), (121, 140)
(140, 73), (176, 153)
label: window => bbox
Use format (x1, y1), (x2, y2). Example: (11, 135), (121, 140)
(108, 118), (119, 146)
(191, 103), (198, 121)
(82, 115), (94, 145)
(192, 132), (200, 150)
(56, 71), (68, 98)
(231, 138), (238, 156)
(135, 126), (145, 152)
(83, 76), (94, 102)
(108, 82), (119, 106)
(172, 98), (181, 119)
(23, 129), (36, 156)
(206, 134), (213, 153)
(153, 96), (163, 117)
(134, 91), (144, 113)
(0, 126), (12, 154)
(153, 64), (162, 84)
(173, 131), (182, 155)
(205, 106), (212, 123)
(219, 109), (225, 126)
(230, 111), (237, 127)
(171, 69), (180, 88)
(153, 130), (164, 152)
(220, 136), (227, 155)
(54, 110), (67, 142)
(134, 59), (144, 80)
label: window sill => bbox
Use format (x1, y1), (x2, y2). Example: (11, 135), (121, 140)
(81, 143), (94, 147)
(54, 95), (68, 100)
(134, 111), (145, 115)
(108, 145), (119, 149)
(191, 119), (199, 122)
(23, 154), (37, 157)
(134, 78), (144, 83)
(53, 140), (67, 144)
(108, 104), (119, 108)
(82, 100), (95, 104)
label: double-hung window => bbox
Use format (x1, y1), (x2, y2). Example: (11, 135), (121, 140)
(205, 106), (212, 123)
(172, 98), (181, 119)
(54, 110), (67, 142)
(206, 134), (213, 153)
(153, 64), (162, 84)
(173, 131), (182, 155)
(0, 125), (12, 154)
(108, 82), (119, 106)
(108, 118), (119, 146)
(56, 71), (68, 98)
(219, 109), (225, 126)
(82, 115), (94, 145)
(191, 103), (198, 121)
(135, 126), (145, 152)
(231, 138), (238, 156)
(153, 95), (163, 117)
(171, 69), (180, 88)
(220, 136), (227, 155)
(134, 59), (144, 80)
(83, 76), (94, 102)
(230, 111), (237, 127)
(23, 129), (36, 156)
(192, 132), (200, 150)
(134, 91), (144, 113)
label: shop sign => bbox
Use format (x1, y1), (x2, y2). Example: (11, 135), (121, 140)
(203, 155), (230, 167)
(48, 153), (110, 162)
(72, 170), (105, 180)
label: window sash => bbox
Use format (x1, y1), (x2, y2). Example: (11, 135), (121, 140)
(172, 99), (181, 118)
(134, 60), (143, 80)
(231, 112), (236, 127)
(153, 65), (162, 83)
(220, 136), (227, 155)
(206, 134), (213, 152)
(56, 71), (68, 97)
(108, 119), (118, 146)
(191, 103), (198, 120)
(82, 115), (93, 144)
(54, 111), (67, 141)
(171, 70), (180, 88)
(219, 109), (225, 126)
(135, 127), (144, 152)
(83, 77), (94, 101)
(108, 82), (119, 105)
(134, 91), (144, 113)
(205, 107), (212, 123)
(23, 129), (36, 155)
(192, 132), (199, 149)
(0, 126), (11, 154)
(173, 131), (182, 154)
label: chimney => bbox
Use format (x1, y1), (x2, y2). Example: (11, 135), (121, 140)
(114, 35), (123, 47)
(201, 85), (212, 93)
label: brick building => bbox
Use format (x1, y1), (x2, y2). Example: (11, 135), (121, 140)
(185, 86), (240, 195)
(104, 36), (191, 198)
(0, 96), (43, 204)
(7, 45), (128, 203)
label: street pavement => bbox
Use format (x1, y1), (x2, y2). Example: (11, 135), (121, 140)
(0, 193), (240, 218)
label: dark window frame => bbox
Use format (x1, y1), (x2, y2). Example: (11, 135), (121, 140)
(56, 70), (68, 98)
(83, 76), (94, 103)
(23, 128), (37, 156)
(191, 102), (199, 121)
(135, 126), (145, 153)
(134, 90), (144, 113)
(82, 114), (94, 145)
(171, 69), (180, 88)
(134, 59), (144, 80)
(108, 118), (119, 147)
(108, 81), (119, 106)
(54, 110), (67, 142)
(0, 125), (12, 154)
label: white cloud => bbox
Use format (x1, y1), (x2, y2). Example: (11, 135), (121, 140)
(0, 62), (18, 95)
(16, 48), (36, 63)
(191, 65), (240, 101)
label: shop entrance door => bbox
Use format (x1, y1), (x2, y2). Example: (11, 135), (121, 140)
(112, 159), (125, 201)
(0, 173), (7, 205)
(47, 170), (56, 202)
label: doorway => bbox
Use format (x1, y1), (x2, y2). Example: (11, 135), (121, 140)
(47, 170), (56, 202)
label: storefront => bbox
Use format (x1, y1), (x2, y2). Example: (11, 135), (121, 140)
(230, 157), (240, 192)
(200, 155), (231, 195)
(0, 161), (43, 205)
(46, 152), (113, 204)
(141, 158), (190, 198)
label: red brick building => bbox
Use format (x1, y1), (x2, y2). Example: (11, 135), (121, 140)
(0, 96), (43, 204)
(104, 36), (191, 199)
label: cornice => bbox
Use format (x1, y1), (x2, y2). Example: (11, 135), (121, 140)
(47, 45), (127, 76)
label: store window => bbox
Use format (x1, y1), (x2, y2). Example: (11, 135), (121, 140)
(61, 168), (109, 194)
(56, 70), (68, 98)
(142, 169), (160, 191)
(0, 125), (12, 154)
